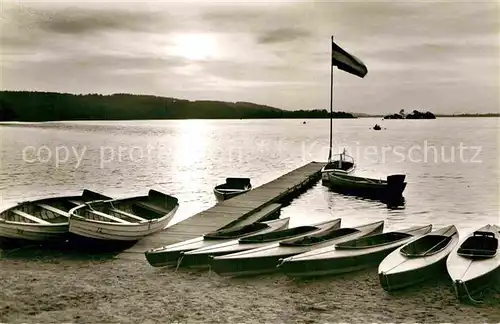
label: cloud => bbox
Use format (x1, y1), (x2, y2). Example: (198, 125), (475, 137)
(200, 3), (309, 35)
(37, 10), (158, 35)
(197, 59), (318, 87)
(256, 27), (311, 44)
(1, 0), (498, 113)
(4, 4), (166, 36)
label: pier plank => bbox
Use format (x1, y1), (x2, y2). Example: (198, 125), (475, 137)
(117, 161), (324, 260)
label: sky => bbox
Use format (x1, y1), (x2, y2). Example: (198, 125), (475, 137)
(1, 0), (499, 114)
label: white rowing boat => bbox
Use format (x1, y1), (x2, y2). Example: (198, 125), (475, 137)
(145, 217), (291, 267)
(213, 178), (252, 201)
(69, 189), (178, 241)
(446, 224), (500, 302)
(379, 225), (459, 291)
(278, 224), (431, 277)
(0, 190), (110, 241)
(211, 220), (383, 277)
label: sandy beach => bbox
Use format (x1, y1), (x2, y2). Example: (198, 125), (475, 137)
(1, 246), (499, 323)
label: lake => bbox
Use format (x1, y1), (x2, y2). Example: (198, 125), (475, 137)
(0, 117), (498, 235)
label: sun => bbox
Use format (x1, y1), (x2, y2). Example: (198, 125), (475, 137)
(171, 33), (218, 61)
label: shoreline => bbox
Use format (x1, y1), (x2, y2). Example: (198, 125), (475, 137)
(1, 116), (499, 125)
(1, 246), (499, 323)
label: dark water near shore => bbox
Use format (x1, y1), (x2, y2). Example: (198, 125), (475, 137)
(0, 118), (498, 236)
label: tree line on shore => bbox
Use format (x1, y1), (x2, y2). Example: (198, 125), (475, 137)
(0, 91), (355, 122)
(383, 109), (436, 119)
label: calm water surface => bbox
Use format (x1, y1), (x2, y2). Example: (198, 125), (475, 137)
(0, 118), (498, 235)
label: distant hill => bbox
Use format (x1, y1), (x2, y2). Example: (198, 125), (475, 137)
(351, 112), (383, 118)
(0, 91), (356, 121)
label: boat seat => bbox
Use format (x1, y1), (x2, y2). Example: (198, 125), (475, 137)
(37, 204), (70, 218)
(457, 247), (497, 258)
(226, 178), (251, 188)
(473, 231), (494, 238)
(89, 210), (132, 224)
(111, 209), (148, 222)
(134, 201), (168, 215)
(11, 209), (51, 225)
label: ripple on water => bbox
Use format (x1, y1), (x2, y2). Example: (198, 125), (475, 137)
(0, 118), (498, 236)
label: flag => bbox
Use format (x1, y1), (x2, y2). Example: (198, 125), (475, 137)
(332, 41), (368, 78)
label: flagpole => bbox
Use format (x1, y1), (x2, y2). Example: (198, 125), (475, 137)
(328, 35), (334, 162)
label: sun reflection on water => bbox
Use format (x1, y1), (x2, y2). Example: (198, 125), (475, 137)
(172, 120), (209, 170)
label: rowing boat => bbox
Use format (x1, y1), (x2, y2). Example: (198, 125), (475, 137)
(327, 173), (407, 200)
(279, 224), (431, 277)
(321, 150), (356, 184)
(446, 224), (500, 301)
(213, 178), (252, 201)
(145, 217), (290, 267)
(378, 225), (459, 291)
(180, 218), (341, 267)
(210, 220), (383, 277)
(0, 189), (111, 241)
(69, 189), (178, 241)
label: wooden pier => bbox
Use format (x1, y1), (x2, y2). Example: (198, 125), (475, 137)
(118, 161), (324, 260)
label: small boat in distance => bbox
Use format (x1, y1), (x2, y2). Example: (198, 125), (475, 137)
(213, 178), (252, 201)
(379, 225), (459, 291)
(321, 149), (356, 183)
(446, 224), (500, 302)
(279, 224), (431, 277)
(327, 173), (407, 201)
(69, 189), (179, 241)
(145, 217), (291, 267)
(0, 189), (111, 241)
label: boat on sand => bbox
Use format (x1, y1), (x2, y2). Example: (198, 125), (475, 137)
(180, 218), (341, 267)
(378, 225), (459, 291)
(145, 217), (290, 267)
(69, 189), (178, 241)
(279, 224), (431, 277)
(0, 189), (111, 241)
(446, 224), (500, 302)
(210, 220), (383, 277)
